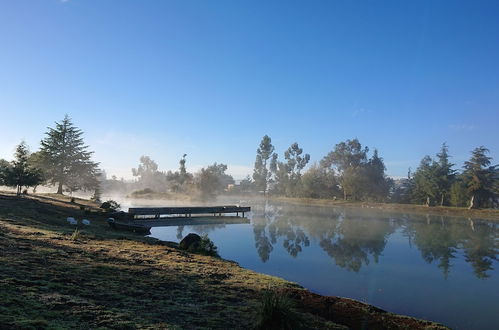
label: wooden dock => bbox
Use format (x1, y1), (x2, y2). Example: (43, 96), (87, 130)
(107, 205), (251, 233)
(128, 205), (251, 219)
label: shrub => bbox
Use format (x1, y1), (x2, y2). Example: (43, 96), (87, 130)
(182, 234), (220, 257)
(100, 200), (121, 212)
(131, 188), (155, 196)
(197, 234), (219, 257)
(255, 289), (303, 330)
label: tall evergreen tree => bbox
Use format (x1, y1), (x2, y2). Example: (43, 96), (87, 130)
(435, 143), (456, 206)
(364, 149), (392, 202)
(39, 115), (100, 194)
(253, 135), (277, 194)
(412, 156), (439, 206)
(463, 146), (497, 209)
(3, 142), (43, 194)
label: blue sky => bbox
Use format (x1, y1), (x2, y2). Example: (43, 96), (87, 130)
(1, 0), (498, 179)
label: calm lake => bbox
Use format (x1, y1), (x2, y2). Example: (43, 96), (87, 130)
(121, 198), (499, 329)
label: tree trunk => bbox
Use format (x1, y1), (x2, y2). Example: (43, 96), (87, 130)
(426, 196), (430, 207)
(440, 194), (445, 206)
(57, 182), (63, 194)
(468, 194), (476, 209)
(343, 189), (347, 200)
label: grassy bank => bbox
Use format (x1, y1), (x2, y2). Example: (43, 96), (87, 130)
(0, 192), (448, 329)
(271, 196), (499, 221)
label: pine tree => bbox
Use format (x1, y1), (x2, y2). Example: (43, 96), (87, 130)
(463, 146), (497, 209)
(435, 143), (456, 206)
(39, 115), (100, 194)
(365, 149), (392, 202)
(3, 141), (43, 195)
(412, 156), (439, 206)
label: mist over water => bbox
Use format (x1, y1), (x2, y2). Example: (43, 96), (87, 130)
(109, 196), (499, 330)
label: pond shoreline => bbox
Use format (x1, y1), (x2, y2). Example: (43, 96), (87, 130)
(115, 191), (499, 221)
(271, 196), (499, 221)
(0, 192), (449, 329)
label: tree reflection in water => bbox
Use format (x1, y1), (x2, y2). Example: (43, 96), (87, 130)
(403, 214), (498, 279)
(250, 201), (498, 278)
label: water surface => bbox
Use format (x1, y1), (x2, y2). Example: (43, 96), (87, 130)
(129, 199), (498, 329)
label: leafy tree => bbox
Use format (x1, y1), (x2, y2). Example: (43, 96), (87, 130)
(270, 159), (290, 195)
(321, 139), (369, 200)
(132, 155), (169, 192)
(284, 143), (310, 179)
(196, 163), (234, 198)
(320, 139), (390, 201)
(132, 155), (159, 181)
(273, 143), (310, 196)
(462, 146), (498, 209)
(0, 159), (10, 186)
(300, 164), (339, 199)
(253, 135), (277, 195)
(2, 142), (43, 195)
(38, 115), (100, 194)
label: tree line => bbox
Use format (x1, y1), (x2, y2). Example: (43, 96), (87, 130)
(0, 116), (497, 208)
(251, 135), (498, 209)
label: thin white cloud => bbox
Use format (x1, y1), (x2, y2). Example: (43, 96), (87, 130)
(449, 124), (476, 131)
(352, 108), (372, 117)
